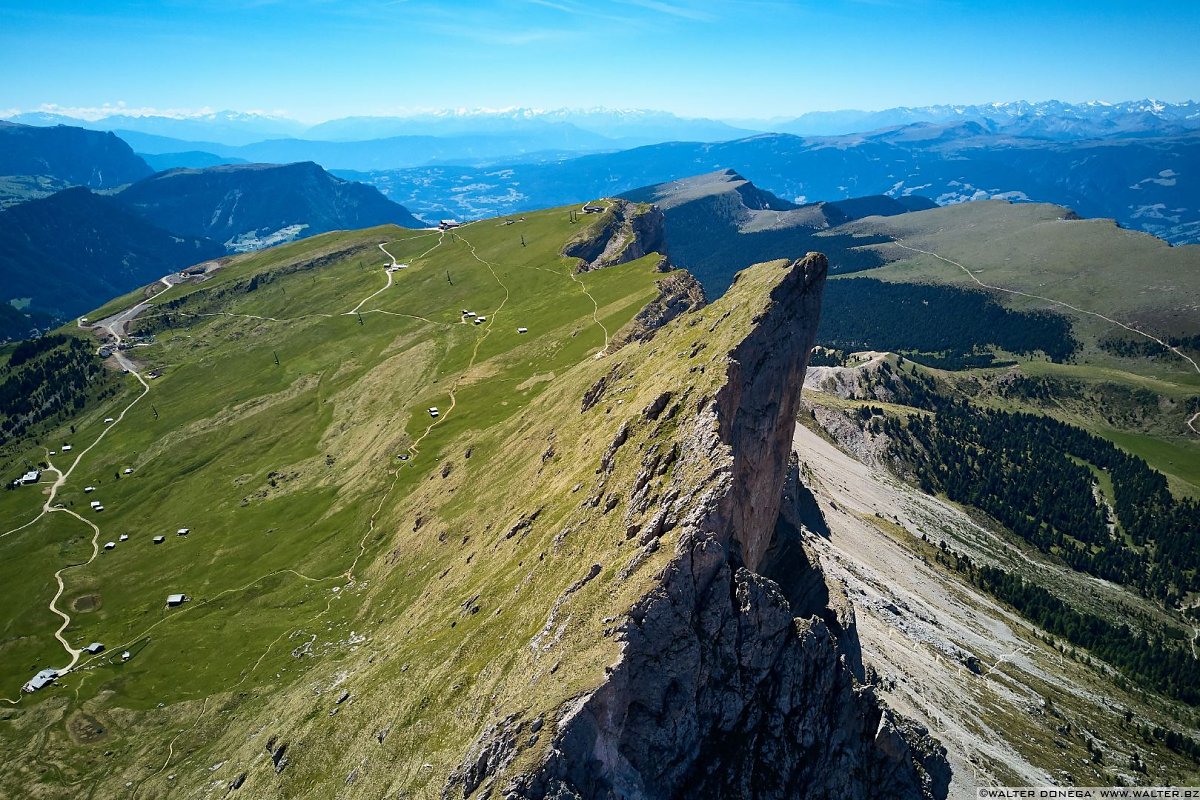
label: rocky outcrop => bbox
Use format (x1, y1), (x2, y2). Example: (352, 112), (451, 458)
(715, 254), (827, 573)
(608, 271), (706, 351)
(563, 200), (667, 272)
(446, 254), (949, 800)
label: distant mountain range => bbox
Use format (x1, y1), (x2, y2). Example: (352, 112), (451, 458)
(304, 108), (756, 146)
(773, 99), (1200, 138)
(0, 123), (425, 332)
(0, 121), (152, 189)
(5, 109), (306, 146)
(4, 108), (759, 167)
(5, 101), (1197, 176)
(112, 129), (613, 171)
(6, 100), (1197, 160)
(343, 124), (1200, 245)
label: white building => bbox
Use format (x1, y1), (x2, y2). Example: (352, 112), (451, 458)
(166, 594), (187, 607)
(22, 669), (57, 693)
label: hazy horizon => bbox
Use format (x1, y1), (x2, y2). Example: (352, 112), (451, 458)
(5, 97), (1198, 130)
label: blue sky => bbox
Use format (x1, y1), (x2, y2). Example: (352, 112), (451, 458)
(2, 0), (1198, 121)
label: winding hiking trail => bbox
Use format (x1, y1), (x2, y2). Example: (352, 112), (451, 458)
(407, 229), (509, 457)
(45, 508), (101, 673)
(49, 232), (452, 684)
(892, 238), (1200, 438)
(348, 234), (443, 316)
(1, 283), (162, 684)
(47, 235), (447, 681)
(569, 268), (610, 354)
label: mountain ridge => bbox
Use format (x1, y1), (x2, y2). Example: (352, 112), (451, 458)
(617, 170), (923, 294)
(0, 186), (224, 318)
(775, 98), (1200, 138)
(0, 122), (153, 191)
(117, 161), (426, 250)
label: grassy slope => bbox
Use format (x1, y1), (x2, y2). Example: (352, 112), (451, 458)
(0, 203), (781, 798)
(839, 200), (1200, 338)
(827, 200), (1200, 495)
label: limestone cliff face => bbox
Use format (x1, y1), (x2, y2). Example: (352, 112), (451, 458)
(715, 254), (826, 573)
(446, 254), (949, 800)
(563, 200), (667, 272)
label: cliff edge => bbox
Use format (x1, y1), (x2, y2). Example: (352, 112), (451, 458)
(563, 200), (668, 273)
(447, 254), (949, 799)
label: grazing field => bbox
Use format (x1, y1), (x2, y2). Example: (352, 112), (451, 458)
(0, 202), (677, 796)
(841, 200), (1200, 340)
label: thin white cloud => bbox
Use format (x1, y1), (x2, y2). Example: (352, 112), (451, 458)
(415, 18), (575, 46)
(617, 0), (715, 21)
(524, 0), (638, 24)
(526, 0), (577, 11)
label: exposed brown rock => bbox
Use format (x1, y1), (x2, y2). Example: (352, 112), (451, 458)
(608, 271), (706, 352)
(563, 200), (666, 273)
